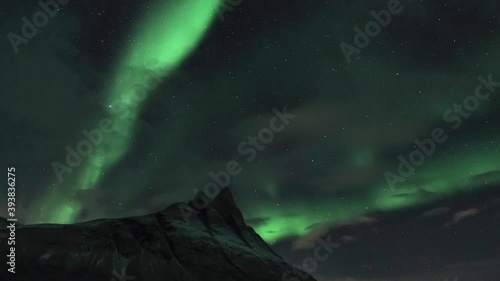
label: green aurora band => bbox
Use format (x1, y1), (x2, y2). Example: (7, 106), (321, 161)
(29, 0), (223, 225)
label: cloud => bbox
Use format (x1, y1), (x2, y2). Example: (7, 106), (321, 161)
(469, 170), (500, 186)
(419, 207), (450, 219)
(245, 217), (270, 228)
(355, 216), (378, 224)
(444, 208), (480, 227)
(340, 235), (357, 243)
(291, 223), (332, 251)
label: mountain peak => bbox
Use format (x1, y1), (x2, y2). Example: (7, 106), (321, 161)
(214, 186), (235, 203)
(209, 187), (241, 213)
(187, 187), (242, 218)
(4, 187), (317, 281)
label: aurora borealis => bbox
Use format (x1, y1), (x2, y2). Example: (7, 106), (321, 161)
(1, 0), (500, 280)
(25, 0), (224, 224)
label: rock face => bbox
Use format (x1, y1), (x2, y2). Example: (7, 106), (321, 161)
(0, 188), (316, 281)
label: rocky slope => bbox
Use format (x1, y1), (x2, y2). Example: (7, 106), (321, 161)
(0, 188), (316, 281)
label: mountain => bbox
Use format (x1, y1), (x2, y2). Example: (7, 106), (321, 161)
(0, 188), (316, 281)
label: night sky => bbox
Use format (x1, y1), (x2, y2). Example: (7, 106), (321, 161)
(1, 0), (500, 280)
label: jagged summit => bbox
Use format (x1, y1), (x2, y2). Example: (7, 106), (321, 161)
(208, 186), (239, 210)
(187, 186), (238, 209)
(0, 188), (317, 281)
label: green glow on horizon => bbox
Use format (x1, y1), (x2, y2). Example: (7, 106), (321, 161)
(250, 140), (500, 242)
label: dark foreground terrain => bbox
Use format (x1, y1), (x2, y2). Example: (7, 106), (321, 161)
(0, 188), (316, 281)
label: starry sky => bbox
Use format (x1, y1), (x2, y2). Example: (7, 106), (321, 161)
(1, 0), (500, 280)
